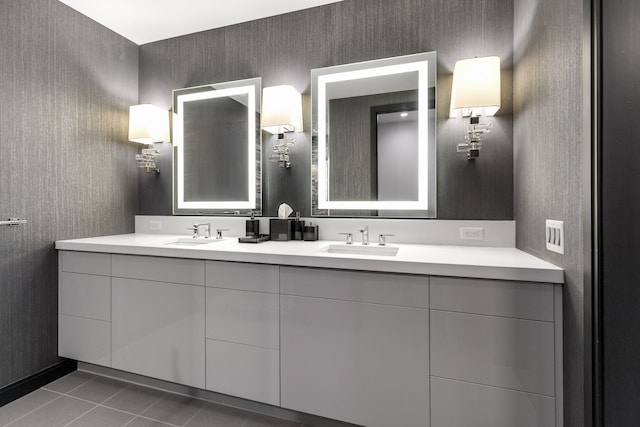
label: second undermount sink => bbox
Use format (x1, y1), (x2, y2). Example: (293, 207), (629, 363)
(162, 237), (224, 246)
(320, 244), (399, 257)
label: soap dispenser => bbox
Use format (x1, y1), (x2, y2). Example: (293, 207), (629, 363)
(245, 211), (260, 237)
(293, 212), (305, 240)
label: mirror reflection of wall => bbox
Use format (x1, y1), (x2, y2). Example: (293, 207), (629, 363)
(183, 96), (249, 202)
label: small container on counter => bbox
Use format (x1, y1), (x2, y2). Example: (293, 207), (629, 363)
(293, 212), (305, 240)
(303, 223), (319, 241)
(270, 219), (294, 241)
(245, 212), (260, 237)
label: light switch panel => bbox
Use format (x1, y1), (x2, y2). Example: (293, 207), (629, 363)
(545, 220), (564, 254)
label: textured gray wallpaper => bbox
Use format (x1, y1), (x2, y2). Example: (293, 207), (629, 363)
(138, 0), (514, 219)
(513, 0), (584, 425)
(0, 0), (139, 388)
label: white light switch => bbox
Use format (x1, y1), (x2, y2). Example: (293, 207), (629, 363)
(545, 220), (564, 254)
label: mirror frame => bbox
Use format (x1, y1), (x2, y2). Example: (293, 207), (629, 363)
(311, 52), (437, 217)
(172, 77), (262, 215)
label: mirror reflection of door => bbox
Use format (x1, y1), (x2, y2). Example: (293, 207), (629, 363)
(371, 103), (419, 203)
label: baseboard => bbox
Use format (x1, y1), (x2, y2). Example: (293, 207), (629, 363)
(0, 359), (77, 407)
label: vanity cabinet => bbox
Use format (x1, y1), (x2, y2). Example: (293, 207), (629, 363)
(280, 267), (430, 427)
(58, 250), (562, 427)
(204, 261), (280, 405)
(111, 255), (206, 388)
(429, 277), (562, 427)
(58, 252), (111, 366)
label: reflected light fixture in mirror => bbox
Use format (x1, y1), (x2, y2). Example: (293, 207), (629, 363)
(449, 56), (501, 160)
(261, 85), (303, 168)
(128, 104), (170, 173)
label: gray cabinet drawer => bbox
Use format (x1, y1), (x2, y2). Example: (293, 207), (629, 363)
(206, 339), (279, 406)
(59, 272), (110, 321)
(430, 276), (554, 321)
(281, 267), (428, 308)
(61, 251), (110, 276)
(59, 314), (111, 367)
(431, 377), (555, 427)
(112, 254), (204, 285)
(206, 261), (279, 293)
(206, 287), (279, 349)
(431, 310), (555, 396)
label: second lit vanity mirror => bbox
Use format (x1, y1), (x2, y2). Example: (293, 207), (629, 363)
(312, 51), (436, 218)
(172, 77), (261, 215)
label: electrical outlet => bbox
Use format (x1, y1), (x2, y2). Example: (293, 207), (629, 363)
(460, 227), (484, 240)
(149, 220), (162, 231)
(545, 220), (564, 254)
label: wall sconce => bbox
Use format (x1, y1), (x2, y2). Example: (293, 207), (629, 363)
(449, 56), (501, 160)
(261, 85), (303, 168)
(128, 104), (170, 173)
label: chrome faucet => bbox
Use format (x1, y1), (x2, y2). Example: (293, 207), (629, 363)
(358, 226), (369, 245)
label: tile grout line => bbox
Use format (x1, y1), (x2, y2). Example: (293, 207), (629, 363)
(126, 415), (180, 427)
(41, 373), (96, 395)
(56, 393), (180, 427)
(62, 403), (100, 427)
(181, 404), (206, 427)
(3, 394), (64, 427)
(124, 388), (167, 419)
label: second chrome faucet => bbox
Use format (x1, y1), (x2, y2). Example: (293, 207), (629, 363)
(358, 226), (369, 245)
(339, 226), (394, 246)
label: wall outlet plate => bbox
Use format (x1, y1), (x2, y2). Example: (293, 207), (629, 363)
(149, 220), (162, 231)
(545, 220), (564, 254)
(460, 227), (484, 240)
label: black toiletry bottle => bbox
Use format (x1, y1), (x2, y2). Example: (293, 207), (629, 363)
(293, 212), (305, 240)
(246, 211), (260, 237)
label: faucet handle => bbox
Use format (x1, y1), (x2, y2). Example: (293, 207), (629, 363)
(378, 234), (395, 246)
(187, 225), (200, 238)
(215, 228), (229, 239)
(338, 232), (353, 245)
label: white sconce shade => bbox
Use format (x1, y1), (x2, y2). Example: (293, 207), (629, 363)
(261, 85), (303, 134)
(449, 56), (501, 118)
(128, 104), (170, 144)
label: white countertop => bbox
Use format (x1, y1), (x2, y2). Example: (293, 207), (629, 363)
(55, 233), (564, 284)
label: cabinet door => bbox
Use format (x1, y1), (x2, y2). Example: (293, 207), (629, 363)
(281, 295), (429, 427)
(111, 278), (205, 388)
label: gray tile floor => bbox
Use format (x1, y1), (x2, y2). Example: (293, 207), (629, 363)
(0, 371), (306, 427)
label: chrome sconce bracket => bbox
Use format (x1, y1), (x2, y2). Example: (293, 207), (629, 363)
(269, 132), (295, 168)
(456, 116), (493, 160)
(136, 147), (161, 173)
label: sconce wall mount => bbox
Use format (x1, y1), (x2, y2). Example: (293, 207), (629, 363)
(128, 104), (170, 173)
(261, 85), (303, 168)
(450, 56), (501, 160)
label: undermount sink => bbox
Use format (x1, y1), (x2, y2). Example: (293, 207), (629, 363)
(320, 244), (399, 257)
(162, 237), (224, 246)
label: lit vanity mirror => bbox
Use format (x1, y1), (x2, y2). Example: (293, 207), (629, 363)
(312, 51), (436, 217)
(172, 77), (261, 215)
